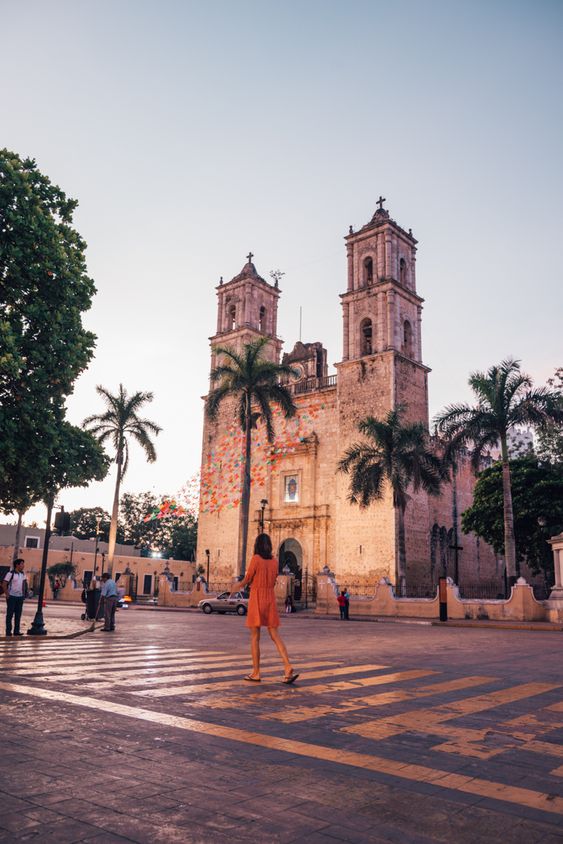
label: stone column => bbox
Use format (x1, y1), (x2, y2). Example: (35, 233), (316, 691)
(416, 305), (423, 362)
(342, 301), (350, 360)
(376, 291), (384, 351)
(346, 243), (354, 291)
(384, 233), (392, 278)
(548, 537), (563, 605)
(377, 232), (385, 279)
(217, 291), (224, 334)
(386, 291), (395, 349)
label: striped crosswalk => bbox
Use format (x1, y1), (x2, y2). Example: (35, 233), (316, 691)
(1, 634), (563, 819)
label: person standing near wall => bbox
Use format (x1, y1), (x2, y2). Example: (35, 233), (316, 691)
(3, 558), (28, 636)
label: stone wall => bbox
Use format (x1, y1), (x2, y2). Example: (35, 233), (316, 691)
(315, 575), (561, 623)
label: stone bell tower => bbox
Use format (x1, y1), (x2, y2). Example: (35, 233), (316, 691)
(210, 253), (282, 373)
(334, 198), (431, 583)
(198, 255), (284, 582)
(339, 197), (429, 424)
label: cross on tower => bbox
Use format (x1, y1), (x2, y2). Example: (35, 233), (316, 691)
(246, 251), (254, 264)
(376, 196), (386, 211)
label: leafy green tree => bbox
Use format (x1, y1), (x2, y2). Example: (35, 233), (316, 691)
(119, 491), (169, 550)
(206, 338), (297, 575)
(338, 406), (445, 595)
(118, 492), (197, 560)
(536, 367), (563, 467)
(67, 507), (113, 542)
(84, 385), (161, 573)
(162, 517), (198, 561)
(434, 359), (563, 586)
(29, 421), (110, 635)
(47, 561), (77, 587)
(0, 149), (96, 516)
(462, 456), (563, 583)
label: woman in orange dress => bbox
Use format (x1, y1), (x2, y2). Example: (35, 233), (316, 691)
(231, 533), (298, 684)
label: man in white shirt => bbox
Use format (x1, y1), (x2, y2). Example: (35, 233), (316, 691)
(3, 558), (28, 637)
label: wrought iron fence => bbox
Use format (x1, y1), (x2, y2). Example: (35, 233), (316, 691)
(402, 585), (438, 599)
(532, 583), (550, 601)
(457, 583), (505, 600)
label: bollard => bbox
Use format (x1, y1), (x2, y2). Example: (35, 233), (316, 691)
(439, 577), (448, 622)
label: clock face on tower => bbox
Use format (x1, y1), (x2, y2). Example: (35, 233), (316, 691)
(291, 364), (305, 382)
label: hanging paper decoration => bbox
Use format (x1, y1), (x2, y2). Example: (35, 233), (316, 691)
(143, 498), (187, 523)
(195, 395), (330, 515)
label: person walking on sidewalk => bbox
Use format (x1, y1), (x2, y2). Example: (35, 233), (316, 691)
(3, 558), (28, 637)
(100, 572), (118, 632)
(231, 533), (299, 684)
(337, 590), (347, 620)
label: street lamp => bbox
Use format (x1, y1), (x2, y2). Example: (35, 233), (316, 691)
(92, 513), (102, 581)
(205, 549), (210, 583)
(259, 499), (268, 533)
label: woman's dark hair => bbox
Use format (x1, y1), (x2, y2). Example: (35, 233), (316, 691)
(254, 533), (273, 559)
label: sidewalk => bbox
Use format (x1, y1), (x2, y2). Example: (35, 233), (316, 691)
(1, 603), (95, 641)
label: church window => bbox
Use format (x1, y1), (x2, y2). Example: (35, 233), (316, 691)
(228, 304), (236, 330)
(360, 318), (373, 356)
(400, 257), (407, 286)
(402, 320), (413, 357)
(363, 256), (373, 286)
(259, 305), (266, 332)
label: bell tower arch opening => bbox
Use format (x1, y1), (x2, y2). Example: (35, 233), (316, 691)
(360, 317), (373, 356)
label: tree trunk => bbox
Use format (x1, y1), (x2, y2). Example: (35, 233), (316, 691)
(396, 505), (407, 597)
(107, 448), (123, 575)
(500, 436), (517, 590)
(12, 510), (23, 563)
(237, 394), (253, 578)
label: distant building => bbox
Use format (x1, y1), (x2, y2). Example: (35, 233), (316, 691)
(0, 524), (140, 556)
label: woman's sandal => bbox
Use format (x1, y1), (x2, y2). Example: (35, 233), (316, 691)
(282, 671), (300, 685)
(244, 675), (261, 682)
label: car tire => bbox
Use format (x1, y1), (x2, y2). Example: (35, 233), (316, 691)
(236, 605), (246, 616)
(202, 604), (213, 614)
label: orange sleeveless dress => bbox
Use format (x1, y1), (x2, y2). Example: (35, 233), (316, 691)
(245, 555), (280, 629)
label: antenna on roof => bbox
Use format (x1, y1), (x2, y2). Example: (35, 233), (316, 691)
(299, 306), (302, 342)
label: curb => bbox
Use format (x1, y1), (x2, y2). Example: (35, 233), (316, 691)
(431, 619), (563, 633)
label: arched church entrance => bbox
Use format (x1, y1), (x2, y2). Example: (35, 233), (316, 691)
(279, 538), (303, 602)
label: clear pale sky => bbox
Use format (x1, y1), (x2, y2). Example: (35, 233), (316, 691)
(3, 0), (562, 524)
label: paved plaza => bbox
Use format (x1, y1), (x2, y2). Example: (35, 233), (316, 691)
(0, 605), (562, 843)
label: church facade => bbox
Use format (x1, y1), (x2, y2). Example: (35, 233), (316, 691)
(196, 202), (499, 594)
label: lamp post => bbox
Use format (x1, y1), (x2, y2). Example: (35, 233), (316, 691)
(259, 499), (268, 533)
(205, 549), (210, 584)
(92, 513), (102, 582)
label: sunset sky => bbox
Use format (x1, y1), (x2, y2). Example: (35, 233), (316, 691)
(2, 0), (562, 523)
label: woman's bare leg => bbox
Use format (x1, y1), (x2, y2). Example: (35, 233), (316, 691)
(249, 627), (261, 679)
(267, 627), (292, 676)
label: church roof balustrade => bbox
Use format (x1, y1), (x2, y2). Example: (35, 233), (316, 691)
(288, 374), (337, 395)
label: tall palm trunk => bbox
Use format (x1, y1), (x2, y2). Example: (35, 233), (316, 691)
(237, 393), (253, 578)
(107, 447), (123, 575)
(500, 435), (517, 589)
(12, 510), (23, 564)
(396, 505), (407, 597)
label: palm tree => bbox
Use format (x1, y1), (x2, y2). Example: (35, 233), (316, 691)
(206, 338), (297, 576)
(434, 358), (562, 587)
(338, 406), (445, 596)
(84, 385), (161, 573)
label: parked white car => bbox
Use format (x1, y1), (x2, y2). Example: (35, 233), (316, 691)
(198, 591), (248, 616)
